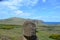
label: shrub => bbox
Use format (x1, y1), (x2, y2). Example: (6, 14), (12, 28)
(0, 24), (22, 30)
(49, 34), (60, 40)
(0, 26), (14, 30)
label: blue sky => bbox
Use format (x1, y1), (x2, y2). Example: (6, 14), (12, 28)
(0, 0), (60, 22)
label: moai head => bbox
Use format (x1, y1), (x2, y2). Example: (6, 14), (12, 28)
(23, 21), (36, 37)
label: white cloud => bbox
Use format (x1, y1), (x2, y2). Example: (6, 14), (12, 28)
(42, 0), (46, 3)
(32, 16), (60, 22)
(15, 10), (31, 16)
(15, 10), (23, 14)
(54, 6), (60, 9)
(27, 0), (38, 6)
(1, 0), (22, 10)
(0, 0), (38, 17)
(1, 0), (38, 9)
(32, 16), (60, 19)
(32, 16), (48, 19)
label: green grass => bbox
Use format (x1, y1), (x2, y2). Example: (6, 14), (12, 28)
(0, 24), (22, 29)
(0, 24), (23, 40)
(0, 24), (60, 40)
(37, 31), (54, 40)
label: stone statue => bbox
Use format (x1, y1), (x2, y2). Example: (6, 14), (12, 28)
(23, 21), (38, 40)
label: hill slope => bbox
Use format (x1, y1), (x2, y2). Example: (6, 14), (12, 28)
(0, 17), (43, 25)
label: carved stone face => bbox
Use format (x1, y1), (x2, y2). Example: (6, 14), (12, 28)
(23, 21), (36, 36)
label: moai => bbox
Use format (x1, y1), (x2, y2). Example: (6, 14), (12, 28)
(23, 21), (38, 40)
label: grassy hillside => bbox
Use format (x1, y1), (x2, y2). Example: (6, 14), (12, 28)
(0, 17), (43, 25)
(0, 24), (60, 40)
(0, 17), (60, 40)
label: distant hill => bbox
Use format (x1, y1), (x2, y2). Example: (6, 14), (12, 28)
(0, 17), (43, 25)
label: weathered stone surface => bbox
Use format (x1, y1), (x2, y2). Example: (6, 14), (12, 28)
(23, 21), (36, 36)
(22, 21), (38, 40)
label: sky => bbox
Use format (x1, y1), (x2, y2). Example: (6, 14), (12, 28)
(0, 0), (60, 22)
